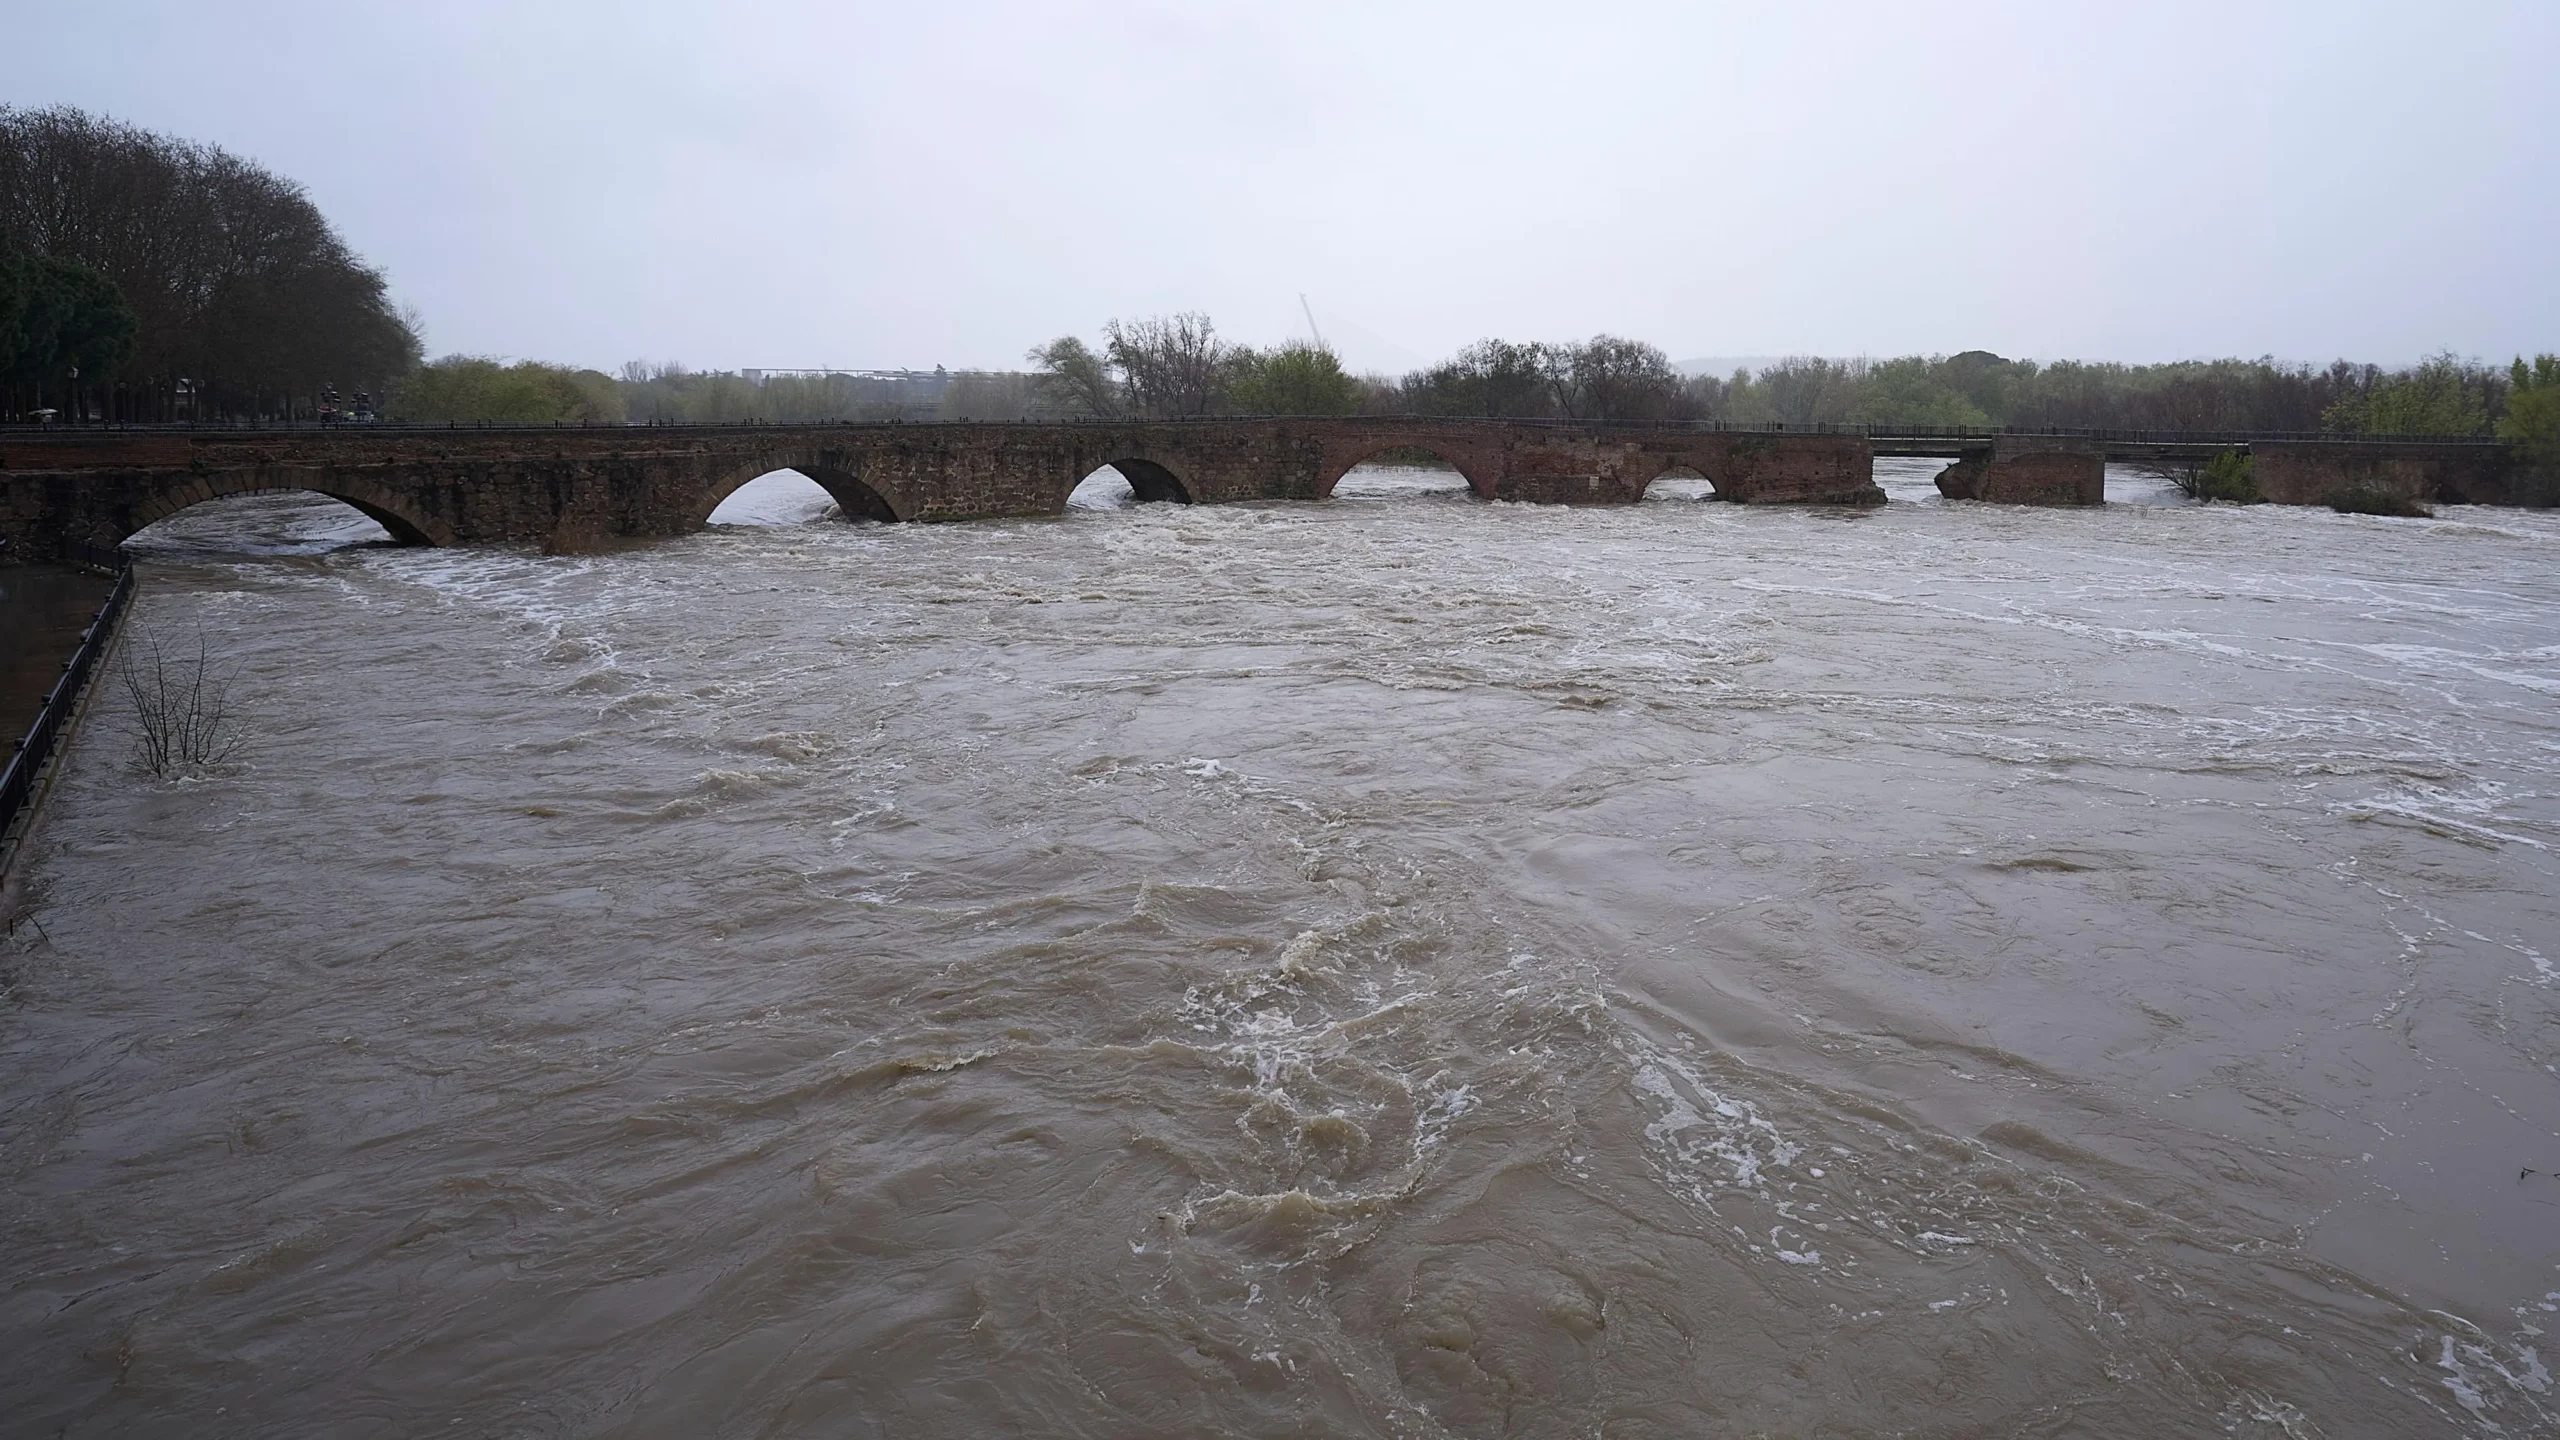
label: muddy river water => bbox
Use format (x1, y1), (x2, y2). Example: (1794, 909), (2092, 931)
(2, 461), (2555, 1437)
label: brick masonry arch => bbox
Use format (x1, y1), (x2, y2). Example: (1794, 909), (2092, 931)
(1312, 438), (1500, 500)
(123, 472), (455, 546)
(1640, 459), (1724, 499)
(695, 454), (905, 526)
(1068, 456), (1194, 505)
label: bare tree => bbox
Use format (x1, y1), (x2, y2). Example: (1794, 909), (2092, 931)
(1104, 313), (1228, 418)
(1560, 335), (1687, 420)
(1024, 315), (1233, 419)
(119, 625), (242, 777)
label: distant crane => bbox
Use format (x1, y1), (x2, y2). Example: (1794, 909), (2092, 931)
(1299, 294), (1329, 353)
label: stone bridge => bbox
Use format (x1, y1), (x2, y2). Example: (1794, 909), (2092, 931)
(0, 418), (2530, 561)
(0, 418), (1881, 560)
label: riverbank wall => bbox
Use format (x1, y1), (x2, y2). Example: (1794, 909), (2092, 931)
(1, 548), (135, 887)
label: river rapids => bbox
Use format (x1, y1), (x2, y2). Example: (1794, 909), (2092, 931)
(2, 462), (2555, 1437)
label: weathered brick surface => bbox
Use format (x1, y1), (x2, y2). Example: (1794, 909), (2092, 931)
(1661, 433), (1884, 505)
(2249, 441), (2519, 507)
(1935, 438), (2105, 506)
(0, 420), (1897, 560)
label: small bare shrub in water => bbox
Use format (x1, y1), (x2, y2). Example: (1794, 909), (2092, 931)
(119, 626), (242, 776)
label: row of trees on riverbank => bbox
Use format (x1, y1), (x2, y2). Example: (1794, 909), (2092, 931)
(0, 106), (417, 422)
(1384, 340), (2553, 438)
(5, 106), (2552, 458)
(1678, 349), (2534, 435)
(530, 319), (2554, 441)
(631, 320), (2558, 447)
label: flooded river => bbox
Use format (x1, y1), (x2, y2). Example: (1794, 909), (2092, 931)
(3, 462), (2555, 1437)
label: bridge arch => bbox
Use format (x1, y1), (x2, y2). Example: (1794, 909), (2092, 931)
(1315, 441), (1495, 500)
(697, 459), (902, 527)
(1067, 457), (1193, 509)
(123, 474), (454, 547)
(1642, 462), (1720, 501)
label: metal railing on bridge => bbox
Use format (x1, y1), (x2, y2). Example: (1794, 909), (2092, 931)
(0, 416), (2516, 447)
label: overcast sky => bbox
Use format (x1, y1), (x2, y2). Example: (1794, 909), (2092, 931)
(14, 0), (2556, 374)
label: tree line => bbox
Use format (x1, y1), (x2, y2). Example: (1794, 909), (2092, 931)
(1381, 340), (2549, 438)
(1025, 315), (1366, 418)
(1668, 350), (2538, 436)
(388, 330), (2558, 488)
(2, 105), (2549, 469)
(712, 318), (2558, 448)
(0, 105), (417, 422)
(382, 360), (1044, 425)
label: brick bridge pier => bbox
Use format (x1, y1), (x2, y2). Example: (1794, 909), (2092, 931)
(0, 418), (2530, 561)
(1905, 434), (2523, 507)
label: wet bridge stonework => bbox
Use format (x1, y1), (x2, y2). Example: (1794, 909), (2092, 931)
(1923, 434), (2526, 508)
(0, 419), (1880, 560)
(0, 418), (2528, 561)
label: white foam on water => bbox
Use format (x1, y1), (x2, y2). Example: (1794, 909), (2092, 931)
(706, 469), (843, 526)
(2331, 777), (2550, 851)
(1619, 1033), (1805, 1211)
(1066, 466), (1135, 510)
(1331, 462), (1472, 500)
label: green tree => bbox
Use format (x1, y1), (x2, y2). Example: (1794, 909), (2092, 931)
(1848, 356), (1990, 428)
(0, 242), (138, 416)
(2322, 352), (2494, 435)
(387, 356), (623, 423)
(2500, 353), (2560, 458)
(2179, 449), (2261, 503)
(1026, 335), (1120, 417)
(1756, 357), (1863, 425)
(2502, 354), (2560, 501)
(1938, 350), (2032, 422)
(1226, 341), (1359, 415)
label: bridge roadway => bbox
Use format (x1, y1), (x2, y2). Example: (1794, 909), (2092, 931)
(0, 418), (2525, 561)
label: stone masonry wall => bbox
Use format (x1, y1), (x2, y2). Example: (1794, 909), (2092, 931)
(2, 420), (1903, 560)
(1935, 438), (2105, 506)
(2249, 441), (2520, 508)
(14, 421), (2516, 561)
